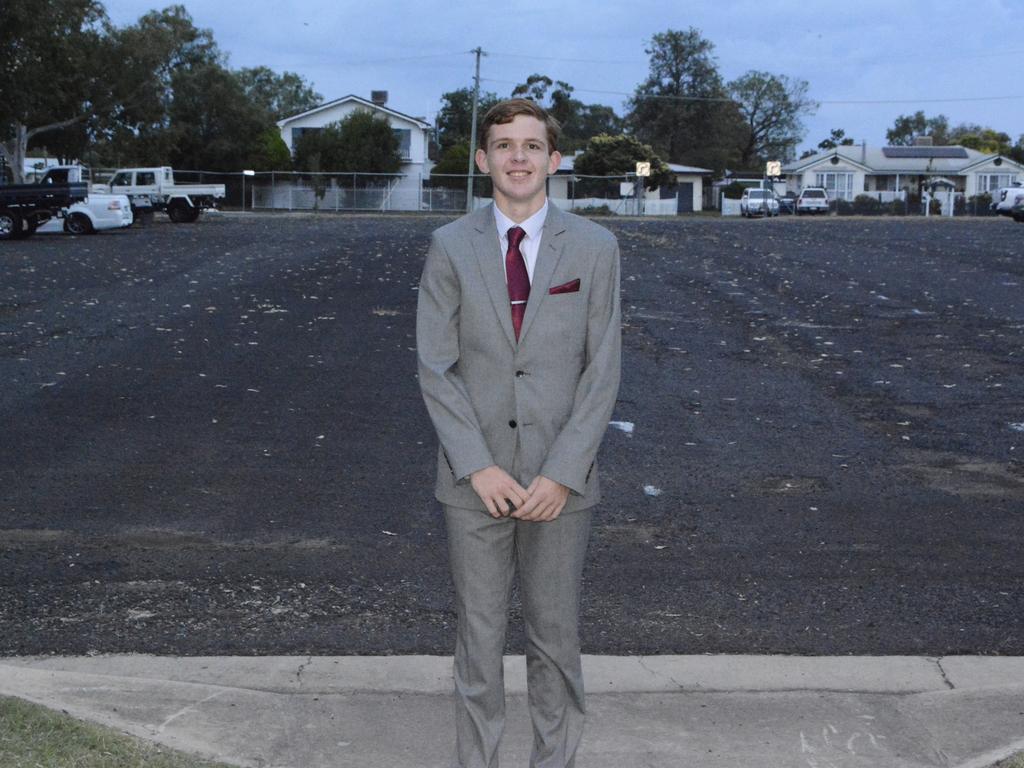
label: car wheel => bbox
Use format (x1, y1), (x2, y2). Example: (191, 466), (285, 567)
(167, 200), (199, 223)
(0, 209), (22, 241)
(65, 212), (94, 235)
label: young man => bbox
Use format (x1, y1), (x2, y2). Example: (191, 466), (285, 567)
(417, 99), (621, 768)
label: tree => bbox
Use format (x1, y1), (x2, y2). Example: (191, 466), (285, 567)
(801, 128), (856, 158)
(627, 28), (745, 173)
(1010, 135), (1024, 165)
(947, 124), (1013, 154)
(0, 0), (109, 182)
(429, 142), (472, 189)
(249, 129), (292, 171)
(886, 111), (950, 146)
(728, 70), (816, 166)
(166, 62), (271, 171)
(235, 66), (322, 121)
(293, 110), (401, 174)
(818, 128), (855, 151)
(435, 87), (500, 153)
(511, 74), (623, 153)
(574, 134), (673, 190)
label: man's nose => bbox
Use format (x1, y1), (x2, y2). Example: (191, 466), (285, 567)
(511, 146), (527, 161)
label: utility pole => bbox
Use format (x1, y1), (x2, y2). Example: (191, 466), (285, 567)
(466, 47), (484, 213)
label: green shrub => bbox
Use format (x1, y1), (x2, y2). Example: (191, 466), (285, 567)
(721, 181), (746, 200)
(967, 193), (994, 216)
(852, 194), (882, 215)
(836, 199), (854, 215)
(573, 204), (613, 216)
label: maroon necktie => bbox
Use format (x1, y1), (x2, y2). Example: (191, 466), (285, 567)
(505, 226), (530, 341)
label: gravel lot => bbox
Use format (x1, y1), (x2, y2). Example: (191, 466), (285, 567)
(1, 212), (1022, 656)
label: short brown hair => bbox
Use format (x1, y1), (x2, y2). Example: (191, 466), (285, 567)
(478, 98), (561, 154)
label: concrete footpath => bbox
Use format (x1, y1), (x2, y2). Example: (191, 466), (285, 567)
(1, 655), (1023, 768)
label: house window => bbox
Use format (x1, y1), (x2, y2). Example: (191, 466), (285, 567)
(815, 172), (854, 201)
(977, 173), (1015, 192)
(393, 128), (412, 160)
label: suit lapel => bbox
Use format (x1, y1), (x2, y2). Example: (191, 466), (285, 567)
(518, 204), (568, 344)
(470, 205), (517, 348)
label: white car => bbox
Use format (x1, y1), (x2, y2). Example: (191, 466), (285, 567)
(36, 194), (133, 234)
(35, 165), (134, 234)
(796, 187), (830, 215)
(740, 188), (780, 217)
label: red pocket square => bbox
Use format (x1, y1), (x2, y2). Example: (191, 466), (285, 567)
(549, 278), (580, 295)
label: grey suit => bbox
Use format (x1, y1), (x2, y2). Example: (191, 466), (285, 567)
(417, 203), (621, 768)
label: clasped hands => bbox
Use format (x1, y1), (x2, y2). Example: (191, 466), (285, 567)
(470, 465), (569, 522)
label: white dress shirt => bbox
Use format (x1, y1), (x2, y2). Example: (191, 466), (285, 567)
(493, 201), (548, 284)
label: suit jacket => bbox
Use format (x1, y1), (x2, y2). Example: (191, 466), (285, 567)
(416, 203), (621, 513)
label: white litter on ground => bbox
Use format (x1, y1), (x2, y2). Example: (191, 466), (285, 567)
(643, 485), (663, 497)
(1009, 423), (1024, 433)
(609, 421), (634, 435)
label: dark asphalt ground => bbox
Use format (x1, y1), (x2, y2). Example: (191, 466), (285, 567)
(1, 212), (1022, 657)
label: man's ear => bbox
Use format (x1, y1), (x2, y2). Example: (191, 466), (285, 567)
(547, 150), (562, 175)
(476, 148), (490, 175)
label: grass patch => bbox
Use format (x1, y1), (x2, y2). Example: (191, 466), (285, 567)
(994, 753), (1024, 768)
(0, 695), (235, 768)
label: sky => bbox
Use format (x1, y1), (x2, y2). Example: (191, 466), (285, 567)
(102, 0), (1024, 160)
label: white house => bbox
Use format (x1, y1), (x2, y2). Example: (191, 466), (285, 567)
(782, 144), (1024, 202)
(273, 92), (432, 210)
(547, 152), (711, 215)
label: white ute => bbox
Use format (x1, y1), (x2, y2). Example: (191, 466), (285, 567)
(36, 165), (133, 234)
(796, 187), (829, 215)
(990, 186), (1024, 222)
(103, 167), (225, 223)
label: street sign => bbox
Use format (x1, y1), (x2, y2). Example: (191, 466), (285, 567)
(620, 182), (636, 197)
(636, 161), (651, 177)
(766, 160), (782, 177)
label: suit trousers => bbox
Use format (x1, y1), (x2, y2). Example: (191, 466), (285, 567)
(444, 504), (593, 768)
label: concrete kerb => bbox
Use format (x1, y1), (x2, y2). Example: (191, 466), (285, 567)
(5, 654), (1024, 695)
(2, 656), (1024, 768)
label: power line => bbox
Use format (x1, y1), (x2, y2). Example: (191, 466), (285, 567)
(481, 77), (1024, 107)
(816, 94), (1024, 105)
(486, 51), (639, 65)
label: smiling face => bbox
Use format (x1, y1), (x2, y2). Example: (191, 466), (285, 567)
(476, 115), (562, 221)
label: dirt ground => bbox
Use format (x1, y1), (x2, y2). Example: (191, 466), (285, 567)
(1, 212), (1021, 656)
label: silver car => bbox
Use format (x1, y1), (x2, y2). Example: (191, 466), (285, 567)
(740, 188), (780, 217)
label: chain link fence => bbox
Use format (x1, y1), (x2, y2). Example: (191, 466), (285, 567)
(80, 169), (693, 215)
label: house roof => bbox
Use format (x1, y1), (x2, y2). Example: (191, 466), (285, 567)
(277, 95), (431, 129)
(556, 153), (711, 175)
(784, 145), (1022, 175)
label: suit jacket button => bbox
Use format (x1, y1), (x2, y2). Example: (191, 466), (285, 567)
(515, 370), (525, 378)
(508, 420), (517, 428)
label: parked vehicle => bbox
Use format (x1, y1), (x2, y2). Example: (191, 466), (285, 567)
(36, 165), (133, 234)
(101, 167), (225, 223)
(990, 186), (1024, 222)
(796, 187), (829, 215)
(778, 193), (797, 215)
(740, 188), (779, 217)
(0, 179), (88, 240)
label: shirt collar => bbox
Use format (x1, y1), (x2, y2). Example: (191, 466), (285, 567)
(493, 200), (548, 243)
